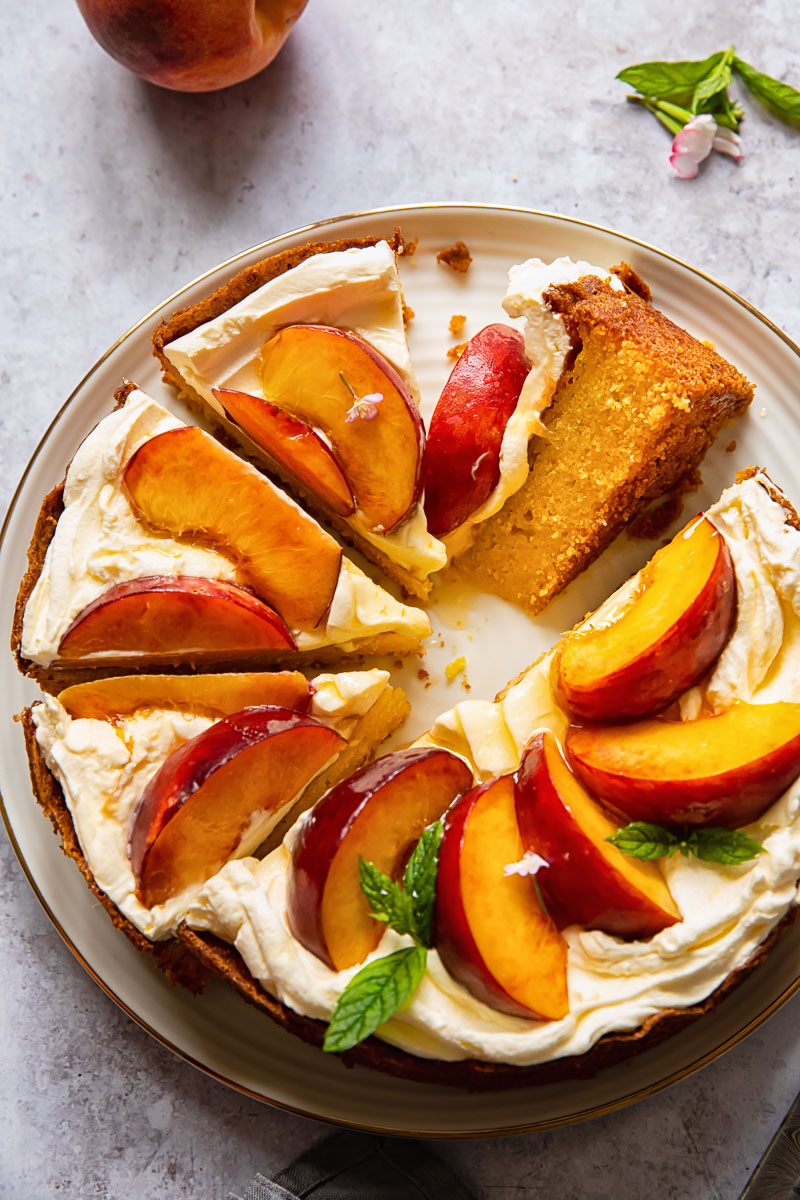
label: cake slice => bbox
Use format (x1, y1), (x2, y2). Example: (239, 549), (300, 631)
(427, 259), (754, 614)
(22, 667), (409, 978)
(179, 470), (800, 1087)
(152, 233), (447, 601)
(13, 383), (430, 689)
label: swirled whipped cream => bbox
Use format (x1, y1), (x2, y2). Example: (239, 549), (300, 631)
(187, 474), (800, 1065)
(162, 242), (446, 581)
(20, 390), (430, 666)
(32, 669), (392, 941)
(445, 258), (625, 557)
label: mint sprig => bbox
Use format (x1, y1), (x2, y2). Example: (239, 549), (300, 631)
(608, 822), (765, 866)
(323, 821), (442, 1053)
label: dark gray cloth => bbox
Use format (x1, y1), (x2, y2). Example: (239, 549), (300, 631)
(227, 1131), (475, 1200)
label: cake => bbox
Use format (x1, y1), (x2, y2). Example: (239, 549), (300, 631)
(21, 464), (800, 1088)
(13, 382), (430, 689)
(155, 240), (753, 618)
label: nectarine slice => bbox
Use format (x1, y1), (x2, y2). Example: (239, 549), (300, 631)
(552, 515), (736, 721)
(58, 576), (296, 659)
(213, 388), (355, 518)
(515, 733), (679, 938)
(123, 426), (342, 629)
(422, 324), (530, 537)
(130, 706), (346, 908)
(57, 671), (311, 722)
(567, 701), (800, 827)
(258, 325), (424, 533)
(435, 775), (569, 1020)
(288, 746), (473, 970)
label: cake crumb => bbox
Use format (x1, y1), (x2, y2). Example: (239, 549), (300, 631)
(445, 656), (466, 681)
(402, 301), (415, 324)
(417, 668), (429, 682)
(461, 679), (472, 691)
(449, 313), (467, 335)
(437, 241), (472, 273)
(394, 660), (404, 669)
(447, 341), (468, 360)
(726, 439), (737, 453)
(399, 236), (418, 257)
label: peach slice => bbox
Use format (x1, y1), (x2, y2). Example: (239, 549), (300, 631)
(213, 388), (355, 518)
(57, 576), (296, 659)
(552, 515), (736, 722)
(129, 706), (345, 908)
(123, 426), (342, 629)
(257, 325), (424, 533)
(515, 733), (679, 938)
(566, 701), (800, 828)
(422, 324), (530, 537)
(57, 671), (311, 722)
(435, 775), (569, 1020)
(288, 746), (473, 970)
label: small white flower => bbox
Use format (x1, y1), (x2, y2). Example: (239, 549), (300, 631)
(344, 392), (383, 423)
(504, 851), (549, 878)
(670, 114), (744, 179)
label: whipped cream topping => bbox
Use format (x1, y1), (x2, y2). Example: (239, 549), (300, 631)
(162, 242), (446, 580)
(32, 669), (392, 941)
(20, 390), (430, 666)
(445, 257), (625, 557)
(187, 474), (800, 1065)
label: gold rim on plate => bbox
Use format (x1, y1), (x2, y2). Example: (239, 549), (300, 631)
(4, 202), (800, 1137)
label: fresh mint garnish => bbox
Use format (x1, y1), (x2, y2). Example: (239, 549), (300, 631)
(324, 821), (443, 1052)
(608, 821), (764, 865)
(322, 946), (427, 1053)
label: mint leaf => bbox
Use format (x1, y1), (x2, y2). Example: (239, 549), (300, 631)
(323, 946), (427, 1053)
(358, 858), (414, 937)
(403, 820), (443, 948)
(733, 57), (800, 127)
(617, 51), (728, 104)
(691, 47), (735, 112)
(683, 827), (765, 865)
(607, 822), (679, 860)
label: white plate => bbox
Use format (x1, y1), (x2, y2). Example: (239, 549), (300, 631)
(4, 203), (800, 1136)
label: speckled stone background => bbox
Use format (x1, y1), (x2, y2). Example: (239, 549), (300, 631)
(3, 3), (800, 1197)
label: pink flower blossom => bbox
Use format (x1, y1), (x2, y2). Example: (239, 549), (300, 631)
(670, 114), (744, 178)
(344, 392), (383, 423)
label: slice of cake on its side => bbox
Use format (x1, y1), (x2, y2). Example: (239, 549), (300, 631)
(178, 470), (800, 1088)
(13, 383), (431, 691)
(424, 259), (754, 615)
(152, 234), (447, 602)
(22, 668), (409, 981)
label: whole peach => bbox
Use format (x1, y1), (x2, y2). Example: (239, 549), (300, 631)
(75, 0), (309, 92)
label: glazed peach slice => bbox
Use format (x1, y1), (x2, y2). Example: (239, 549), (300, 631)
(288, 746), (473, 970)
(567, 702), (800, 828)
(435, 775), (568, 1020)
(515, 733), (679, 939)
(422, 325), (530, 537)
(213, 388), (355, 518)
(123, 426), (342, 629)
(58, 576), (296, 659)
(57, 671), (311, 722)
(552, 515), (736, 722)
(258, 325), (424, 533)
(129, 706), (345, 908)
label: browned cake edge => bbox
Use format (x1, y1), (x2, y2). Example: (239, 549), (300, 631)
(177, 912), (794, 1092)
(151, 229), (434, 602)
(11, 379), (426, 691)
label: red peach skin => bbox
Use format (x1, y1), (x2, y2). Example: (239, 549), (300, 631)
(435, 774), (569, 1020)
(130, 706), (345, 907)
(552, 516), (736, 722)
(515, 733), (679, 939)
(422, 325), (530, 537)
(566, 702), (800, 828)
(288, 746), (473, 970)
